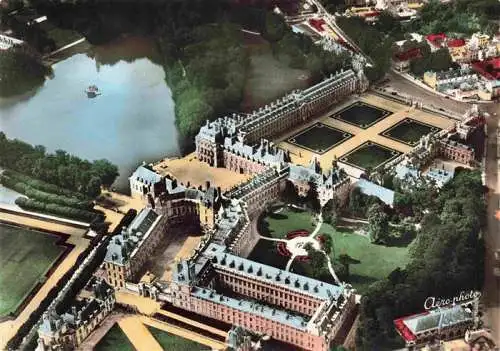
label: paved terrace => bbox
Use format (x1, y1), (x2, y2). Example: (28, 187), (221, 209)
(153, 153), (251, 192)
(0, 211), (90, 349)
(277, 93), (455, 171)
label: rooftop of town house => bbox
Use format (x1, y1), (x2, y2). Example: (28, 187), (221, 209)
(130, 164), (162, 186)
(402, 305), (473, 335)
(190, 286), (310, 330)
(429, 68), (475, 80)
(104, 207), (161, 265)
(355, 179), (395, 207)
(447, 38), (466, 48)
(472, 57), (500, 80)
(204, 243), (344, 301)
(426, 33), (447, 47)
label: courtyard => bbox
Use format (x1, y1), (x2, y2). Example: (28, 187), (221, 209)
(287, 123), (352, 154)
(340, 141), (402, 170)
(277, 93), (455, 175)
(251, 206), (411, 294)
(331, 101), (392, 129)
(381, 118), (441, 146)
(0, 223), (69, 318)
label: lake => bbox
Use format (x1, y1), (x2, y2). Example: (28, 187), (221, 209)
(0, 36), (180, 193)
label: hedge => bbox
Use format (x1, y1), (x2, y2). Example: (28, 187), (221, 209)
(14, 197), (102, 223)
(1, 169), (87, 200)
(1, 175), (93, 210)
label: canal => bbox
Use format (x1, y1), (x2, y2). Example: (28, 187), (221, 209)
(0, 36), (180, 193)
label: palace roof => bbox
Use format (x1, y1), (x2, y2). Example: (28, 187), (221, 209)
(130, 165), (162, 186)
(205, 243), (344, 302)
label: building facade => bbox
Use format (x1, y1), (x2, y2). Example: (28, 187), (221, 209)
(170, 243), (356, 351)
(36, 278), (115, 351)
(195, 69), (368, 172)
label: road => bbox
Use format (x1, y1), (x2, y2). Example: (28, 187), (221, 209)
(483, 102), (500, 343)
(385, 71), (471, 116)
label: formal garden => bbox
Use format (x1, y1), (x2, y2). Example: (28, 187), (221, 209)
(249, 204), (412, 294)
(94, 324), (135, 351)
(340, 141), (402, 171)
(382, 118), (440, 146)
(147, 326), (207, 351)
(287, 123), (352, 154)
(0, 223), (67, 318)
(331, 102), (392, 129)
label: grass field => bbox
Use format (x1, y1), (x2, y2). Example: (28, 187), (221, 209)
(0, 224), (66, 318)
(382, 118), (440, 146)
(287, 123), (352, 154)
(320, 223), (411, 294)
(247, 239), (289, 270)
(95, 324), (135, 351)
(332, 101), (391, 129)
(340, 141), (402, 170)
(147, 326), (208, 351)
(258, 206), (315, 239)
(241, 38), (310, 110)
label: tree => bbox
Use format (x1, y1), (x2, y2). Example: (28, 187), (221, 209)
(263, 12), (286, 42)
(91, 159), (119, 188)
(337, 253), (359, 280)
(0, 45), (51, 97)
(367, 204), (389, 244)
(86, 176), (102, 198)
(323, 196), (341, 227)
(304, 243), (327, 278)
(306, 181), (321, 213)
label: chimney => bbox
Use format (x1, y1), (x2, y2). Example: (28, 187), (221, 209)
(72, 306), (77, 316)
(206, 181), (211, 190)
(217, 186), (222, 199)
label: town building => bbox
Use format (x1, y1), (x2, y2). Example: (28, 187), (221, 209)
(36, 278), (115, 351)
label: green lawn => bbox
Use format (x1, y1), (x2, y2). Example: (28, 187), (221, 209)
(95, 324), (135, 351)
(258, 206), (315, 239)
(247, 239), (289, 270)
(0, 224), (66, 318)
(147, 326), (208, 351)
(340, 142), (401, 170)
(382, 118), (439, 146)
(319, 223), (411, 294)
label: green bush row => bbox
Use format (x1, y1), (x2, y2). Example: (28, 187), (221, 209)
(1, 175), (93, 210)
(2, 169), (87, 199)
(15, 197), (101, 223)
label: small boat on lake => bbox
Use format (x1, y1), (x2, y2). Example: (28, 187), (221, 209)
(86, 85), (101, 98)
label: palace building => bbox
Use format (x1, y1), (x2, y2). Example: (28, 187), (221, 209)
(36, 278), (114, 351)
(195, 69), (368, 172)
(171, 243), (356, 351)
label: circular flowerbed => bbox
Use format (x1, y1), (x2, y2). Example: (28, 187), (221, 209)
(276, 230), (312, 262)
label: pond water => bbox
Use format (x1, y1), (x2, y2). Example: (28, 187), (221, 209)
(0, 36), (180, 193)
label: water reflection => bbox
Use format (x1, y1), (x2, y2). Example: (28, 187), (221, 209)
(0, 36), (180, 192)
